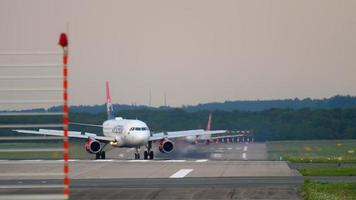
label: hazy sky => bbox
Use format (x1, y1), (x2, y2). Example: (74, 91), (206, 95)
(1, 0), (356, 108)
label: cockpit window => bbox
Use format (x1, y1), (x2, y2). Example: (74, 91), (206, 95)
(130, 127), (148, 131)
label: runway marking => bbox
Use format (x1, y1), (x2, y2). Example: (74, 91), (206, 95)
(0, 173), (63, 177)
(227, 147), (232, 150)
(0, 194), (67, 200)
(128, 160), (149, 162)
(211, 153), (222, 158)
(0, 184), (64, 189)
(19, 160), (44, 162)
(169, 169), (193, 178)
(0, 148), (63, 152)
(51, 159), (77, 162)
(243, 146), (248, 151)
(195, 159), (208, 162)
(93, 159), (114, 162)
(164, 160), (186, 162)
(119, 154), (124, 158)
(242, 152), (247, 160)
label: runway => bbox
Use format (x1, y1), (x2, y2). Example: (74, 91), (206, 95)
(107, 141), (268, 161)
(0, 177), (304, 188)
(0, 160), (298, 180)
(0, 186), (302, 200)
(0, 177), (304, 200)
(0, 142), (306, 199)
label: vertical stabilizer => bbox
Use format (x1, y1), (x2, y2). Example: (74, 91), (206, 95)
(206, 113), (212, 131)
(106, 81), (114, 120)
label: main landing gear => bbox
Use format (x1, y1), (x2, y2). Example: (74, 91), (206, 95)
(96, 151), (106, 159)
(95, 144), (107, 160)
(134, 141), (154, 160)
(144, 141), (154, 160)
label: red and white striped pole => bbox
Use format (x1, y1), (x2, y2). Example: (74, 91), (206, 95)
(58, 33), (69, 198)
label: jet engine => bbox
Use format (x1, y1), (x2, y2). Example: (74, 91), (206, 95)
(158, 139), (174, 153)
(85, 138), (102, 154)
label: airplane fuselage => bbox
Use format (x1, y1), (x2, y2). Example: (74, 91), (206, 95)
(102, 117), (150, 148)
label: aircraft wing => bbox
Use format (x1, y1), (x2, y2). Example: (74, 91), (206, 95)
(69, 122), (103, 128)
(149, 129), (227, 141)
(13, 129), (115, 142)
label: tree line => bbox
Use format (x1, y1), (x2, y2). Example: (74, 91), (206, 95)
(2, 107), (356, 141)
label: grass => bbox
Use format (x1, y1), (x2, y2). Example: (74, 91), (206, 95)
(267, 140), (356, 163)
(0, 140), (107, 159)
(298, 167), (356, 176)
(302, 179), (356, 200)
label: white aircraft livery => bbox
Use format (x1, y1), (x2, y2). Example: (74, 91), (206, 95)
(14, 81), (226, 160)
(184, 113), (243, 145)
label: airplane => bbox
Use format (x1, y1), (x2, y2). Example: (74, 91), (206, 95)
(13, 81), (227, 160)
(184, 113), (244, 144)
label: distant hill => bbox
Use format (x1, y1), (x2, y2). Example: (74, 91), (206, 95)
(48, 104), (150, 114)
(184, 95), (356, 112)
(44, 95), (356, 113)
(2, 107), (356, 141)
(2, 95), (356, 141)
(8, 95), (356, 114)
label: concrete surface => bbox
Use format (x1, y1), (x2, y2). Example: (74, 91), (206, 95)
(0, 142), (305, 199)
(106, 142), (268, 161)
(0, 160), (299, 180)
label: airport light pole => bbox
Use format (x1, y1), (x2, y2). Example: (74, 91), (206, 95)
(58, 33), (70, 198)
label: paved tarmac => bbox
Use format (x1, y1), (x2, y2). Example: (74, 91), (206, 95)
(0, 160), (298, 180)
(0, 142), (305, 199)
(0, 186), (303, 200)
(0, 177), (304, 200)
(107, 141), (268, 161)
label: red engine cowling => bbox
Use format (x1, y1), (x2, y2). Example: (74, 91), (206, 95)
(85, 139), (102, 154)
(159, 139), (174, 153)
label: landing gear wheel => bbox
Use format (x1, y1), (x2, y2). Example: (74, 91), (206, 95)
(101, 151), (106, 159)
(144, 151), (148, 160)
(96, 153), (100, 160)
(149, 151), (154, 160)
(134, 153), (140, 160)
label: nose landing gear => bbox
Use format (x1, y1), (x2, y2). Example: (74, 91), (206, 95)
(134, 147), (140, 159)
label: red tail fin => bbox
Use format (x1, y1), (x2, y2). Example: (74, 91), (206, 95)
(106, 81), (114, 119)
(206, 113), (212, 131)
